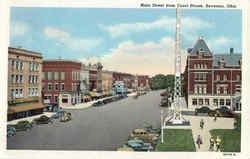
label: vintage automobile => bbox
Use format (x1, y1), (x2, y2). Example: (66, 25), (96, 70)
(127, 139), (153, 151)
(215, 107), (237, 118)
(7, 125), (16, 137)
(60, 112), (72, 122)
(8, 120), (33, 131)
(92, 101), (105, 107)
(33, 115), (53, 125)
(129, 129), (159, 143)
(50, 111), (67, 119)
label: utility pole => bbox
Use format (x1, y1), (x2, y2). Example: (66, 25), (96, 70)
(161, 109), (164, 143)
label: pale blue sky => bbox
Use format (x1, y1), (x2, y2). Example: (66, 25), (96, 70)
(10, 8), (242, 75)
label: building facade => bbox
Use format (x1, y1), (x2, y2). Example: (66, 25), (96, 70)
(8, 47), (43, 121)
(101, 70), (113, 92)
(42, 59), (82, 107)
(184, 38), (242, 110)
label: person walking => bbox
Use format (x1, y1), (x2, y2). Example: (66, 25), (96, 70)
(214, 113), (217, 122)
(215, 136), (221, 152)
(196, 135), (203, 149)
(209, 136), (215, 151)
(200, 119), (204, 129)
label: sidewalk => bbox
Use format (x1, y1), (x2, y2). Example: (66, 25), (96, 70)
(60, 95), (119, 110)
(7, 112), (56, 125)
(163, 115), (234, 152)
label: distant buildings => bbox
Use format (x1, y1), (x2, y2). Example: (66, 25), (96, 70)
(8, 47), (43, 121)
(183, 37), (242, 110)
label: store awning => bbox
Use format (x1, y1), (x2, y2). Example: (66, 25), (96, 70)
(8, 103), (44, 114)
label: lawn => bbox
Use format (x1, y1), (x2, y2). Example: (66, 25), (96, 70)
(210, 129), (241, 152)
(155, 129), (196, 152)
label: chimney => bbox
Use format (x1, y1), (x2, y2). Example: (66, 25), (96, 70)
(230, 48), (234, 55)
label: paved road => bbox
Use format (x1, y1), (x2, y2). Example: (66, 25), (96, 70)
(7, 90), (166, 151)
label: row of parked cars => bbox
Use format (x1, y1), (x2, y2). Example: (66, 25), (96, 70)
(195, 106), (237, 118)
(117, 124), (160, 151)
(7, 110), (72, 137)
(92, 94), (128, 107)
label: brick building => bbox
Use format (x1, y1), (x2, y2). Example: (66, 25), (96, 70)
(8, 47), (43, 121)
(183, 37), (242, 110)
(42, 59), (82, 107)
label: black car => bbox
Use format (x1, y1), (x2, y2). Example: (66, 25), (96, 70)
(215, 108), (236, 118)
(195, 106), (210, 115)
(33, 115), (53, 125)
(8, 120), (33, 131)
(92, 101), (105, 107)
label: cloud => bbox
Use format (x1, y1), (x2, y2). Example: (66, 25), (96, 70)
(44, 27), (70, 40)
(99, 16), (215, 38)
(207, 37), (236, 52)
(44, 27), (102, 51)
(82, 37), (187, 76)
(10, 21), (29, 37)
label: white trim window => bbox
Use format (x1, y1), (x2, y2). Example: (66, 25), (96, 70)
(217, 86), (220, 94)
(223, 87), (228, 94)
(20, 75), (23, 83)
(224, 74), (227, 81)
(199, 86), (202, 94)
(19, 89), (23, 97)
(28, 88), (31, 96)
(236, 75), (240, 81)
(61, 83), (65, 91)
(11, 89), (15, 98)
(48, 83), (52, 91)
(216, 75), (220, 81)
(11, 74), (15, 83)
(16, 61), (19, 70)
(35, 88), (38, 96)
(20, 61), (24, 70)
(203, 85), (207, 94)
(15, 75), (19, 83)
(15, 89), (19, 98)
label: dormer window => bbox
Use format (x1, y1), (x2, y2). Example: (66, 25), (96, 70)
(219, 58), (226, 68)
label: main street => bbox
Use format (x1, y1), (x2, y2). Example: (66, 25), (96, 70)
(8, 90), (166, 151)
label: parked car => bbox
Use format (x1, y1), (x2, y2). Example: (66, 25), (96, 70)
(7, 125), (16, 137)
(60, 112), (72, 122)
(8, 120), (33, 131)
(129, 129), (159, 143)
(215, 107), (236, 118)
(103, 98), (112, 104)
(33, 115), (53, 125)
(92, 101), (104, 107)
(50, 111), (67, 119)
(127, 139), (153, 151)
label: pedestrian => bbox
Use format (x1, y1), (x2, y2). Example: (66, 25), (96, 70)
(209, 136), (215, 151)
(214, 114), (217, 122)
(196, 135), (203, 149)
(200, 119), (204, 129)
(215, 136), (221, 152)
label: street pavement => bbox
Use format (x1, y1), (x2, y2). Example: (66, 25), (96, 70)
(7, 90), (166, 151)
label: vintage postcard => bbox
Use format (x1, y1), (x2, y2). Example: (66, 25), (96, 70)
(0, 0), (249, 159)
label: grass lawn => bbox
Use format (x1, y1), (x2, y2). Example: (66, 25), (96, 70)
(155, 129), (196, 152)
(210, 129), (241, 152)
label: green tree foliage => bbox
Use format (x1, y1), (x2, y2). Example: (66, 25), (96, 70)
(234, 114), (241, 131)
(150, 74), (175, 90)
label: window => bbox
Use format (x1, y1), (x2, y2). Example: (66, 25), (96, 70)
(35, 88), (38, 96)
(42, 72), (46, 80)
(28, 88), (31, 96)
(226, 99), (231, 106)
(204, 64), (207, 69)
(19, 89), (23, 97)
(48, 83), (52, 90)
(216, 75), (220, 81)
(54, 72), (59, 80)
(32, 75), (35, 84)
(32, 88), (34, 96)
(15, 75), (19, 83)
(42, 83), (46, 90)
(11, 89), (15, 98)
(29, 62), (32, 71)
(203, 86), (207, 94)
(55, 83), (58, 90)
(48, 72), (52, 80)
(223, 87), (227, 94)
(15, 89), (19, 97)
(194, 64), (196, 69)
(20, 75), (23, 83)
(213, 99), (218, 107)
(11, 60), (15, 67)
(20, 61), (24, 70)
(61, 72), (65, 80)
(192, 99), (197, 105)
(237, 75), (240, 81)
(217, 87), (220, 94)
(55, 96), (58, 103)
(199, 86), (202, 94)
(236, 85), (241, 93)
(61, 83), (65, 91)
(219, 99), (225, 106)
(11, 74), (14, 83)
(16, 61), (19, 70)
(205, 99), (209, 105)
(203, 74), (207, 80)
(197, 64), (200, 69)
(72, 83), (74, 91)
(35, 76), (38, 83)
(224, 75), (227, 81)
(35, 63), (39, 71)
(201, 64), (203, 69)
(199, 99), (203, 105)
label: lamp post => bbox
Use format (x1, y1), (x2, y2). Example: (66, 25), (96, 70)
(161, 109), (164, 144)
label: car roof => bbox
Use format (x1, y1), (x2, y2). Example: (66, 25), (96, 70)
(134, 129), (147, 133)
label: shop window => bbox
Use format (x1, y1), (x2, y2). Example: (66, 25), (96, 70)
(192, 99), (197, 105)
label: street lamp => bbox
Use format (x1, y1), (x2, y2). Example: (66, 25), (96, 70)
(161, 109), (164, 144)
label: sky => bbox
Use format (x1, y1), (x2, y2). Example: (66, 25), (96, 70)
(10, 8), (242, 76)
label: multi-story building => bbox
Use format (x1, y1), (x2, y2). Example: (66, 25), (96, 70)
(8, 47), (43, 121)
(83, 63), (98, 91)
(42, 59), (82, 107)
(101, 70), (113, 92)
(183, 37), (242, 110)
(137, 75), (151, 91)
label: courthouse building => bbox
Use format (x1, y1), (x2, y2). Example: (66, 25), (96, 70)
(183, 37), (242, 110)
(8, 47), (43, 121)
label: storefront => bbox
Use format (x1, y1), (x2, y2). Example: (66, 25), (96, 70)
(8, 103), (44, 121)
